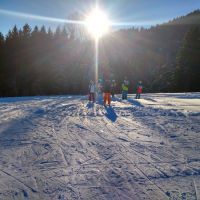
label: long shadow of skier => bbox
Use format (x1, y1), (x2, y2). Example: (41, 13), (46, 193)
(86, 100), (117, 122)
(128, 99), (144, 107)
(105, 106), (118, 122)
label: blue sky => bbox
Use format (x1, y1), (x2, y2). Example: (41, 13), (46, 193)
(0, 0), (200, 35)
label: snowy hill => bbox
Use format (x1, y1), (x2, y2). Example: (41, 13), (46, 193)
(0, 93), (200, 200)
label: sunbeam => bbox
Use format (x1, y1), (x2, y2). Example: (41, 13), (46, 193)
(110, 19), (167, 27)
(95, 38), (99, 84)
(0, 8), (167, 29)
(0, 9), (85, 25)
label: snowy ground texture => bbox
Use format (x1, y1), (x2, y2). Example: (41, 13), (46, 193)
(0, 93), (200, 200)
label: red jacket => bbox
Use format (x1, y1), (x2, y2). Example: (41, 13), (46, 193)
(137, 86), (142, 94)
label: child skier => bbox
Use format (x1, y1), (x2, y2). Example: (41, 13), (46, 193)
(136, 81), (143, 99)
(103, 80), (111, 106)
(122, 77), (129, 100)
(88, 80), (96, 103)
(97, 79), (103, 96)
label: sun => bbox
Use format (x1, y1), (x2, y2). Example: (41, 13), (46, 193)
(85, 7), (110, 39)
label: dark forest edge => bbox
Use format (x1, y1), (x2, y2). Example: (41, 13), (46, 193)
(0, 10), (200, 97)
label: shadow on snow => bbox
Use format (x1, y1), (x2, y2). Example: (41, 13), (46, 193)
(105, 106), (118, 122)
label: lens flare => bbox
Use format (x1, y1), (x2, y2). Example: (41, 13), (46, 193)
(85, 7), (110, 39)
(0, 9), (84, 25)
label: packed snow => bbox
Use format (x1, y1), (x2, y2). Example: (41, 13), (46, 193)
(0, 93), (200, 200)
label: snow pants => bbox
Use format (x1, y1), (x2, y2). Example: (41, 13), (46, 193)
(136, 93), (141, 99)
(122, 90), (128, 100)
(89, 92), (95, 102)
(104, 93), (111, 105)
(111, 88), (115, 98)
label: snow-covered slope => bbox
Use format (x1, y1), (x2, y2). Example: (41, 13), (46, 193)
(0, 93), (199, 200)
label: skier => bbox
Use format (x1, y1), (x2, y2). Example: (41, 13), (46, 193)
(97, 79), (103, 95)
(136, 81), (143, 99)
(122, 77), (129, 100)
(103, 80), (111, 106)
(111, 79), (117, 98)
(88, 80), (96, 103)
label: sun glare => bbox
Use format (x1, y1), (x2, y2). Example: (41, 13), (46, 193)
(85, 7), (110, 39)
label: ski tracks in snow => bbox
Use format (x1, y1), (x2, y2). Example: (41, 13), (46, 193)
(0, 95), (200, 199)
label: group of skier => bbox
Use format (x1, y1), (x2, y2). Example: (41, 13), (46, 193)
(88, 77), (143, 106)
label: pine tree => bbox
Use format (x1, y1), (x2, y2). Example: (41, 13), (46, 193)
(32, 26), (39, 37)
(0, 32), (4, 47)
(40, 25), (46, 35)
(47, 27), (53, 39)
(54, 26), (61, 38)
(22, 24), (31, 38)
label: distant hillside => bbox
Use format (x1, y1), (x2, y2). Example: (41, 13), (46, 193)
(168, 9), (200, 25)
(101, 10), (200, 92)
(152, 10), (200, 91)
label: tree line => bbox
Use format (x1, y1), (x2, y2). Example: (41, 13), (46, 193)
(0, 10), (199, 97)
